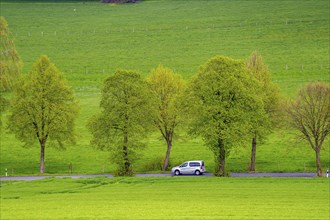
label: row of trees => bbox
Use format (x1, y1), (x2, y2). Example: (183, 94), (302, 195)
(1, 16), (329, 176)
(4, 54), (328, 177)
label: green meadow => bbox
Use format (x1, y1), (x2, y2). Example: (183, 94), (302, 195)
(0, 0), (329, 176)
(1, 177), (329, 219)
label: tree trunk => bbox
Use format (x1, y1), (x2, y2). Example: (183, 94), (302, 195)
(123, 133), (131, 175)
(315, 149), (322, 177)
(249, 136), (257, 172)
(162, 139), (172, 171)
(215, 139), (226, 177)
(40, 140), (45, 174)
(123, 145), (130, 174)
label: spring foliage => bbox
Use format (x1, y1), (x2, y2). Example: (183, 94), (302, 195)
(8, 56), (78, 173)
(0, 16), (22, 126)
(88, 70), (155, 175)
(186, 56), (266, 176)
(247, 51), (280, 134)
(148, 65), (185, 171)
(0, 16), (22, 92)
(246, 51), (281, 171)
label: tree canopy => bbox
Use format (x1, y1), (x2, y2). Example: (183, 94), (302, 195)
(88, 70), (155, 176)
(8, 55), (79, 174)
(186, 56), (265, 176)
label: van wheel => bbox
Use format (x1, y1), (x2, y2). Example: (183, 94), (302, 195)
(174, 170), (180, 176)
(195, 170), (201, 176)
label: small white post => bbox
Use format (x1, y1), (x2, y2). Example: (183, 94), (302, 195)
(5, 168), (8, 177)
(327, 170), (329, 178)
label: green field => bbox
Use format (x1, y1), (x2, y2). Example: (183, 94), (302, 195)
(1, 177), (329, 219)
(1, 0), (329, 92)
(0, 0), (329, 176)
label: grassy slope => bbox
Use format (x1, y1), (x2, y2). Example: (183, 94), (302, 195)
(1, 177), (329, 219)
(0, 0), (329, 175)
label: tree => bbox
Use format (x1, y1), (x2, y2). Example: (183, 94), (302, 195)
(148, 65), (185, 171)
(246, 51), (280, 171)
(286, 82), (330, 177)
(186, 56), (265, 176)
(0, 16), (22, 126)
(8, 56), (79, 174)
(0, 16), (22, 91)
(88, 70), (155, 176)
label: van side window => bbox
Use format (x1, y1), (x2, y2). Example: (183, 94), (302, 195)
(189, 162), (200, 167)
(180, 163), (188, 168)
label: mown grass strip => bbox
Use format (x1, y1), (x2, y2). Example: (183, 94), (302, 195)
(1, 177), (329, 219)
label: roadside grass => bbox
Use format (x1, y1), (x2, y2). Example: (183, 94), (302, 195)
(0, 0), (329, 176)
(1, 177), (329, 219)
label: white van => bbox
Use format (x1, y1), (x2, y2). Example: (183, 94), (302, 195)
(171, 160), (206, 176)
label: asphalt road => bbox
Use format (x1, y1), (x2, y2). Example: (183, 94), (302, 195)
(0, 172), (322, 181)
